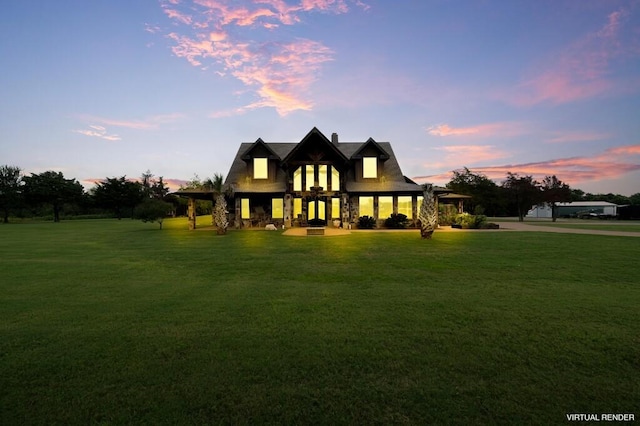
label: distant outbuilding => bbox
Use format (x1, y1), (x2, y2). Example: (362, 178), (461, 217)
(527, 201), (619, 219)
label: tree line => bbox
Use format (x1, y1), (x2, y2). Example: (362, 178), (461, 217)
(1, 164), (639, 224)
(0, 166), (207, 227)
(446, 167), (640, 221)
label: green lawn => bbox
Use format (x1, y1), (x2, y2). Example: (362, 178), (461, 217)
(1, 218), (638, 424)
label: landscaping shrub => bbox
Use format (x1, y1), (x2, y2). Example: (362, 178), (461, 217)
(438, 204), (458, 226)
(384, 213), (409, 229)
(357, 215), (376, 229)
(452, 213), (487, 229)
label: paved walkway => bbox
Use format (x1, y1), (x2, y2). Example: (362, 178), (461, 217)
(281, 222), (640, 237)
(492, 221), (640, 237)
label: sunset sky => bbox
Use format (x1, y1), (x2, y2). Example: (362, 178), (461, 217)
(1, 0), (639, 195)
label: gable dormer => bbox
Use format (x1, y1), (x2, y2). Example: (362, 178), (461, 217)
(350, 137), (390, 181)
(241, 138), (281, 181)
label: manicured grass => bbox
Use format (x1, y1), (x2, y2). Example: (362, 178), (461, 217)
(1, 218), (639, 424)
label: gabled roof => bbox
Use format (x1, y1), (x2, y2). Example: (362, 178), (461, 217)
(241, 137), (281, 161)
(349, 137), (390, 160)
(223, 128), (424, 194)
(557, 201), (618, 207)
(282, 127), (348, 165)
(343, 143), (422, 193)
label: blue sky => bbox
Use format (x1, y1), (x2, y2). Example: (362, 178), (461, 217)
(1, 0), (639, 195)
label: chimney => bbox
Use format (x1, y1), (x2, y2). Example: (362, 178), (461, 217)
(331, 132), (339, 145)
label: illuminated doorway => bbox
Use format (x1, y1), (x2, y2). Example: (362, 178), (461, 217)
(308, 199), (326, 225)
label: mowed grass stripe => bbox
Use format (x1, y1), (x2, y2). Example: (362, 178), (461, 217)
(1, 218), (638, 424)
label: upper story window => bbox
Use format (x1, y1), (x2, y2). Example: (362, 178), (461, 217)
(305, 165), (315, 191)
(331, 167), (340, 191)
(253, 158), (268, 179)
(293, 167), (302, 191)
(363, 157), (377, 178)
(292, 165), (340, 192)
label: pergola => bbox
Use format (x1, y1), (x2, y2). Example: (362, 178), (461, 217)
(437, 193), (472, 214)
(173, 189), (217, 230)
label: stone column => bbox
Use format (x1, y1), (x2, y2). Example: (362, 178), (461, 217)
(284, 194), (292, 228)
(234, 197), (241, 229)
(341, 193), (349, 226)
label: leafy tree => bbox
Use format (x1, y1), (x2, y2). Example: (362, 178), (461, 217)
(22, 171), (84, 222)
(570, 188), (585, 201)
(151, 177), (170, 200)
(446, 167), (504, 216)
(134, 199), (172, 229)
(180, 174), (205, 190)
(0, 165), (23, 223)
(540, 175), (572, 222)
(92, 176), (143, 219)
(502, 173), (540, 222)
(629, 193), (640, 206)
(141, 170), (154, 198)
(141, 170), (170, 200)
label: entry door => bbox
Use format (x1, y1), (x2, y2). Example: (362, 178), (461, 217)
(308, 200), (326, 223)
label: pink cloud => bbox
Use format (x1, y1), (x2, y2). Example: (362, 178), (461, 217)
(78, 114), (183, 130)
(427, 122), (525, 138)
(159, 0), (366, 115)
(73, 125), (121, 141)
(509, 6), (639, 106)
(607, 144), (640, 155)
(430, 145), (509, 169)
(300, 0), (348, 13)
(163, 8), (193, 25)
(546, 131), (611, 144)
(413, 144), (640, 187)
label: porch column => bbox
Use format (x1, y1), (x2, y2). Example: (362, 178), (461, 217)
(284, 194), (292, 228)
(341, 193), (350, 226)
(234, 197), (241, 229)
(188, 197), (196, 230)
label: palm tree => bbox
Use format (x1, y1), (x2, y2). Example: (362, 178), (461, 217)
(419, 184), (438, 239)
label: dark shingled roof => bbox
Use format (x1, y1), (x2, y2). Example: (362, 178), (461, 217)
(224, 131), (423, 194)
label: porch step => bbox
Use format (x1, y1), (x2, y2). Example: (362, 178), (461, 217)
(306, 227), (325, 236)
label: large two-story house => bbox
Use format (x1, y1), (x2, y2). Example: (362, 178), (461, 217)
(221, 127), (425, 228)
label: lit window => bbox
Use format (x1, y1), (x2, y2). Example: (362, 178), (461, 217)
(378, 196), (393, 219)
(318, 165), (327, 190)
(241, 198), (250, 219)
(305, 165), (314, 191)
(293, 198), (302, 218)
(398, 196), (412, 217)
(332, 198), (340, 219)
(359, 196), (374, 217)
(253, 158), (268, 179)
(272, 198), (283, 219)
(417, 196), (424, 213)
(363, 157), (377, 178)
(293, 167), (302, 191)
(331, 167), (340, 191)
